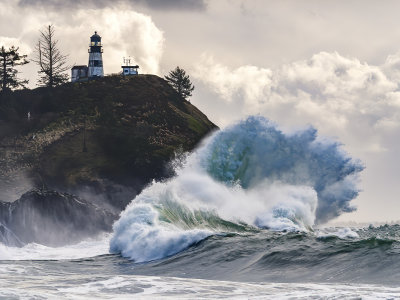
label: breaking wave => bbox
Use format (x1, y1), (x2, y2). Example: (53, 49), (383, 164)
(110, 116), (364, 262)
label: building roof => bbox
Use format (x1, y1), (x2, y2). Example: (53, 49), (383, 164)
(72, 65), (88, 70)
(121, 65), (139, 68)
(91, 31), (101, 42)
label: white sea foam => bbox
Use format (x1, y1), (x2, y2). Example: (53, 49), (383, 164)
(110, 116), (363, 261)
(0, 234), (110, 260)
(317, 227), (360, 239)
(0, 245), (10, 260)
(1, 274), (399, 299)
(110, 204), (211, 262)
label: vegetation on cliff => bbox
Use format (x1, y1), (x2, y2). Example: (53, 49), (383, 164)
(0, 74), (216, 207)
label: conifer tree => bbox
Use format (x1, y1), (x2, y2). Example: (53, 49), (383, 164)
(34, 25), (69, 87)
(0, 46), (29, 93)
(164, 66), (195, 100)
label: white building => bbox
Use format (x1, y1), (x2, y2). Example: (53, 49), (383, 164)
(71, 65), (88, 82)
(121, 57), (139, 76)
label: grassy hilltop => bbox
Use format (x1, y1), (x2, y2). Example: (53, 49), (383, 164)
(0, 75), (216, 207)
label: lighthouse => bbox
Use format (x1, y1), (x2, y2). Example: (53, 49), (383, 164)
(88, 31), (104, 78)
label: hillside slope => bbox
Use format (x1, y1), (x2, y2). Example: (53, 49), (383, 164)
(0, 75), (217, 209)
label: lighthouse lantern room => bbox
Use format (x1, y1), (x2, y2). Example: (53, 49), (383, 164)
(88, 31), (104, 78)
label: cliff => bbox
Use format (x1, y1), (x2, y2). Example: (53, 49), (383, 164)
(0, 74), (216, 212)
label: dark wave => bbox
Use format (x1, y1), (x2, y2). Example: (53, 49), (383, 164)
(123, 225), (400, 285)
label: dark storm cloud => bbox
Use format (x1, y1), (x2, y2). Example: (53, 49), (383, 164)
(18, 0), (207, 11)
(131, 0), (207, 10)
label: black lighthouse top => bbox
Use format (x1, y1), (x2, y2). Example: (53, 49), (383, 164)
(89, 31), (102, 53)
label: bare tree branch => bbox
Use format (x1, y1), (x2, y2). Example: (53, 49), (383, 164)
(33, 24), (69, 87)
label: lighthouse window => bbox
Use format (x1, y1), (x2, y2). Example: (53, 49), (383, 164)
(92, 60), (102, 67)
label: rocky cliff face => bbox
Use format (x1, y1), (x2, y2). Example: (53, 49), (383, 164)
(0, 74), (217, 245)
(0, 189), (116, 246)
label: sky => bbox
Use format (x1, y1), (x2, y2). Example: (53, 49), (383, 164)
(1, 0), (400, 223)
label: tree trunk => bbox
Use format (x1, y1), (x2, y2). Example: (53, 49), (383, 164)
(2, 48), (6, 91)
(82, 117), (88, 152)
(48, 26), (53, 88)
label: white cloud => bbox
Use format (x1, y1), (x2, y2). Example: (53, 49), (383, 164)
(0, 37), (32, 54)
(193, 51), (400, 155)
(193, 54), (273, 104)
(0, 1), (164, 85)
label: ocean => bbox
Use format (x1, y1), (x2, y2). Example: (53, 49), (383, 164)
(1, 116), (399, 299)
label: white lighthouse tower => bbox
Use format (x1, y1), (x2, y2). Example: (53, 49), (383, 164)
(88, 31), (104, 78)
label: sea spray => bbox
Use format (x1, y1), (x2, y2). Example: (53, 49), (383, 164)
(0, 223), (23, 247)
(198, 116), (364, 223)
(110, 116), (364, 261)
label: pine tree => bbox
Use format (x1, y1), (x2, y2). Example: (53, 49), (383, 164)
(164, 66), (195, 100)
(0, 46), (29, 93)
(34, 25), (69, 87)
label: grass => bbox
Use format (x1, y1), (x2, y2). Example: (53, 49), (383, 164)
(0, 75), (217, 190)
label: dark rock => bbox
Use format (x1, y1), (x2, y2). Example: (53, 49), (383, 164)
(0, 189), (117, 246)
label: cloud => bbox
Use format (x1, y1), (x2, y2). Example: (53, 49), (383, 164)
(0, 2), (164, 80)
(193, 51), (400, 154)
(71, 8), (165, 74)
(129, 0), (207, 10)
(0, 37), (32, 54)
(194, 54), (272, 104)
(17, 0), (207, 11)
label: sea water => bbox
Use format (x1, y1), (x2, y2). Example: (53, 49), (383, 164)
(1, 116), (399, 299)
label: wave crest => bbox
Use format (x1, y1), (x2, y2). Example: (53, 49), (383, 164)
(110, 116), (364, 261)
(200, 116), (363, 223)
